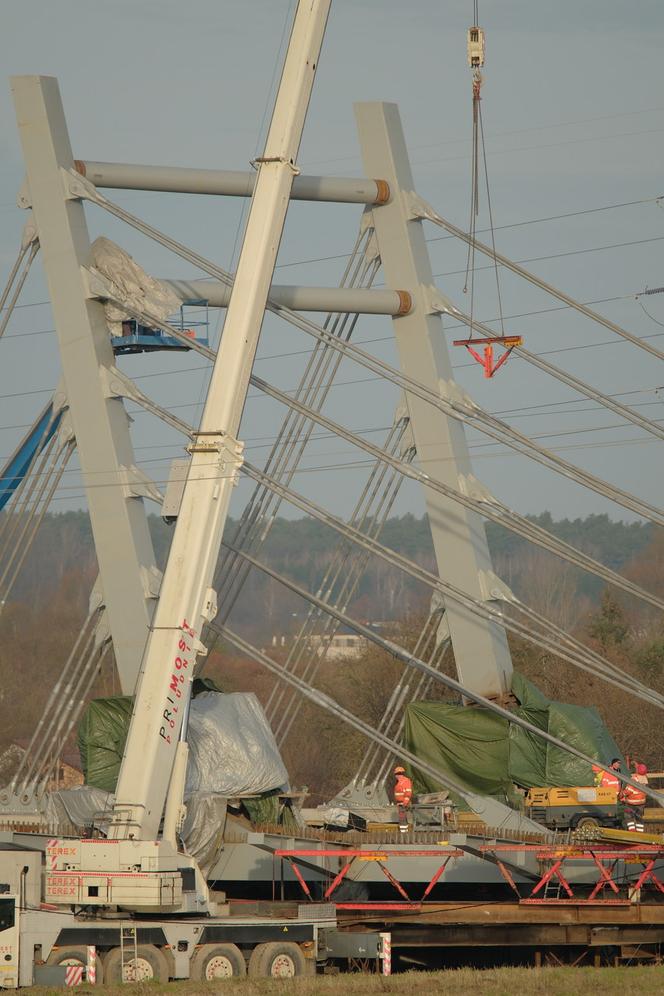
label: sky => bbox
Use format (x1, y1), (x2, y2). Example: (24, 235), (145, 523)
(0, 0), (663, 528)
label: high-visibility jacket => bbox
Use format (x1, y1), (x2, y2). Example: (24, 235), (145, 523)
(622, 773), (648, 806)
(394, 774), (413, 806)
(599, 770), (621, 793)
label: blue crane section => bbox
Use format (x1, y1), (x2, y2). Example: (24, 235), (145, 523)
(0, 401), (62, 511)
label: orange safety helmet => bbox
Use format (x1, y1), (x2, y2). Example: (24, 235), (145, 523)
(394, 765), (406, 775)
(636, 762), (648, 775)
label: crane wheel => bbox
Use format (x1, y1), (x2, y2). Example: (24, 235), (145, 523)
(46, 946), (104, 985)
(103, 943), (169, 983)
(248, 941), (308, 977)
(190, 942), (246, 979)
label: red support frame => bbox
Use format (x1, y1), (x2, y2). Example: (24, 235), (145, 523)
(587, 853), (620, 901)
(630, 859), (664, 895)
(286, 857), (313, 901)
(528, 859), (574, 900)
(274, 847), (463, 907)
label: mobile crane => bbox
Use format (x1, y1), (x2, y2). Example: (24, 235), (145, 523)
(0, 1), (389, 985)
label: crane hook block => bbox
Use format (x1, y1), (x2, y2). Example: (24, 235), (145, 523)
(467, 26), (485, 68)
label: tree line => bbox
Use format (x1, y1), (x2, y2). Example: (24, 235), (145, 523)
(0, 509), (660, 802)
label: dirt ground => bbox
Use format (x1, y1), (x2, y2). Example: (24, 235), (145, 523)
(27, 966), (664, 996)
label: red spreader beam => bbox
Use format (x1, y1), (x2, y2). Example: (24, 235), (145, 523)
(452, 334), (523, 378)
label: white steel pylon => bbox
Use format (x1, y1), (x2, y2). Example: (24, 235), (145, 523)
(11, 76), (160, 695)
(355, 101), (513, 701)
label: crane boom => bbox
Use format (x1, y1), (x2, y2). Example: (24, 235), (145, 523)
(108, 0), (332, 843)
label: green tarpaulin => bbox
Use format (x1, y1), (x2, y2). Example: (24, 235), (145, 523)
(403, 673), (622, 804)
(77, 677), (223, 793)
(77, 695), (133, 793)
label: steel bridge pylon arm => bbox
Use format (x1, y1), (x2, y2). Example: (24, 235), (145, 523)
(11, 75), (160, 695)
(355, 101), (513, 700)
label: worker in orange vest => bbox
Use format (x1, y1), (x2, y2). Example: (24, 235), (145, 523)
(393, 765), (413, 834)
(622, 762), (648, 832)
(598, 758), (622, 795)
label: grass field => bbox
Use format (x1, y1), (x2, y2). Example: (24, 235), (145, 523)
(27, 966), (664, 996)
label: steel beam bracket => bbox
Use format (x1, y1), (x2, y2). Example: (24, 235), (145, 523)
(478, 569), (516, 604)
(457, 472), (500, 507)
(61, 165), (101, 204)
(54, 409), (75, 449)
(82, 266), (115, 303)
(422, 284), (457, 317)
(437, 377), (477, 413)
(99, 364), (193, 439)
(88, 579), (112, 650)
(117, 463), (164, 504)
(404, 190), (436, 224)
(20, 213), (38, 249)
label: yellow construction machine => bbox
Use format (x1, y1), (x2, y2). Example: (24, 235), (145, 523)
(525, 785), (621, 832)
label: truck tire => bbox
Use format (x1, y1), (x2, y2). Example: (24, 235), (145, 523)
(575, 816), (600, 831)
(103, 943), (169, 983)
(190, 943), (246, 979)
(46, 945), (104, 985)
(248, 941), (307, 977)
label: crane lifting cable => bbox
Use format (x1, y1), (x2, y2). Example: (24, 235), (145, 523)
(458, 9), (518, 377)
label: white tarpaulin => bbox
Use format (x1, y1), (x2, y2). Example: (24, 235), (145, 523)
(90, 236), (181, 334)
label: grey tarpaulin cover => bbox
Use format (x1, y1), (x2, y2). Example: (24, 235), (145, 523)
(71, 690), (287, 874)
(78, 690), (288, 797)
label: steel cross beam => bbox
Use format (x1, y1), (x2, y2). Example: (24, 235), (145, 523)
(74, 159), (389, 205)
(11, 76), (159, 694)
(355, 102), (513, 699)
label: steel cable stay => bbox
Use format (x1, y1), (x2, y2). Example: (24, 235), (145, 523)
(212, 548), (664, 807)
(441, 300), (664, 443)
(96, 283), (664, 606)
(270, 426), (416, 744)
(259, 311), (664, 526)
(74, 283), (664, 615)
(70, 174), (664, 710)
(248, 375), (664, 611)
(8, 601), (107, 800)
(36, 637), (112, 801)
(355, 611), (446, 788)
(0, 431), (61, 584)
(0, 401), (72, 607)
(360, 602), (451, 789)
(416, 201), (664, 363)
(211, 226), (380, 642)
(0, 439), (75, 607)
(110, 289), (664, 530)
(92, 206), (393, 680)
(0, 238), (39, 342)
(265, 414), (406, 723)
(240, 460), (664, 709)
(219, 625), (486, 809)
(272, 450), (415, 746)
(0, 408), (61, 556)
(76, 174), (664, 525)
